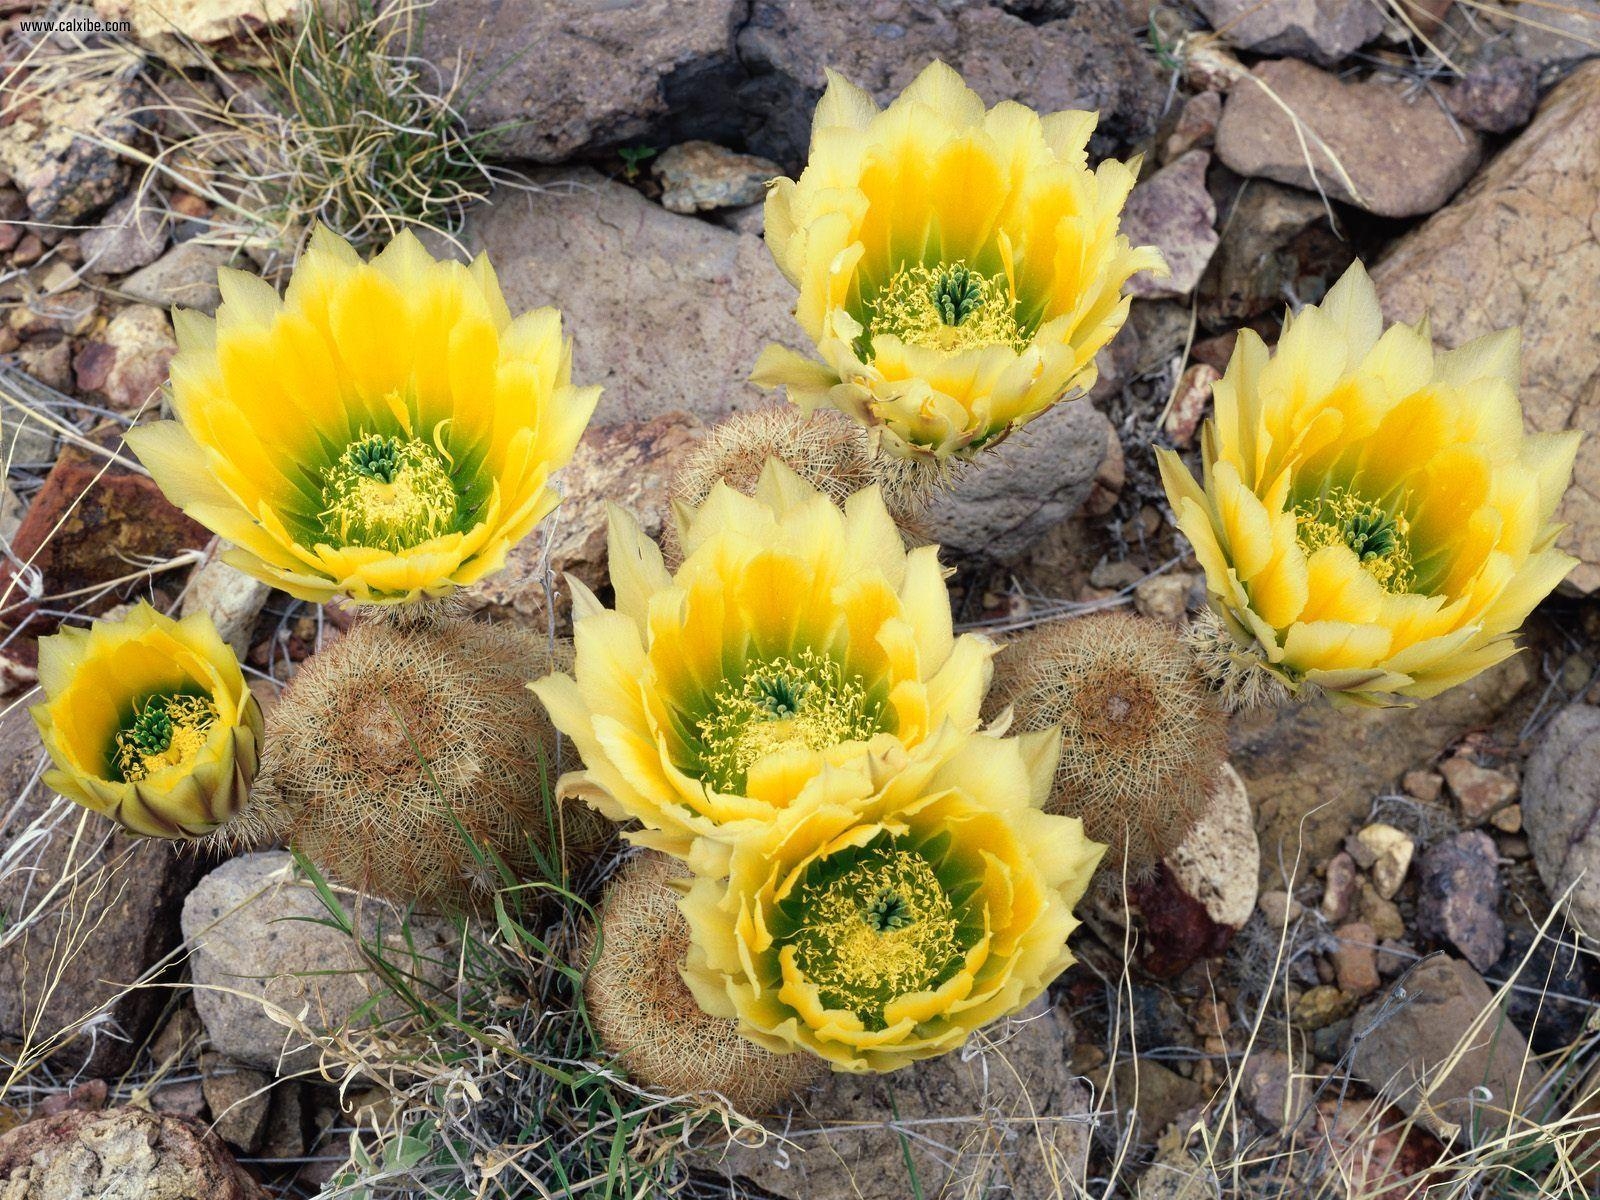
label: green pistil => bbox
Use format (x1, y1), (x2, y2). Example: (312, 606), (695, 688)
(1295, 488), (1417, 594)
(787, 843), (963, 1029)
(113, 694), (218, 782)
(319, 431), (461, 552)
(691, 648), (885, 793)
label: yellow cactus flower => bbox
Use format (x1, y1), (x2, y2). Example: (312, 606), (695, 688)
(530, 461), (996, 872)
(29, 604), (263, 839)
(125, 227), (599, 605)
(752, 60), (1164, 460)
(1158, 262), (1579, 707)
(679, 728), (1104, 1072)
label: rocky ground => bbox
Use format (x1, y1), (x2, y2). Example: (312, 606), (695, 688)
(1, 0), (1599, 1197)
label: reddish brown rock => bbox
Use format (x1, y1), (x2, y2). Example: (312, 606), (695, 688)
(0, 1105), (266, 1198)
(74, 303), (178, 411)
(1332, 921), (1380, 997)
(0, 436), (210, 633)
(1216, 58), (1481, 217)
(1440, 754), (1518, 824)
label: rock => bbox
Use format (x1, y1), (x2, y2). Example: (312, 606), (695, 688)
(0, 706), (208, 1076)
(1354, 824), (1414, 900)
(1162, 362), (1218, 446)
(1241, 1050), (1310, 1131)
(1415, 831), (1505, 974)
(10, 292), (97, 340)
(1232, 653), (1531, 875)
(1350, 954), (1532, 1141)
(1132, 862), (1235, 978)
(1440, 755), (1518, 824)
(460, 411), (702, 631)
(1321, 852), (1359, 922)
(0, 396), (55, 469)
(1122, 150), (1217, 300)
(651, 141), (780, 214)
(692, 999), (1089, 1200)
(181, 851), (458, 1075)
(150, 1080), (207, 1120)
(1199, 180), (1346, 325)
(1308, 1098), (1445, 1199)
(80, 190), (168, 275)
(1332, 922), (1380, 998)
(180, 544), (271, 659)
(16, 339), (75, 393)
(923, 400), (1116, 562)
(459, 172), (805, 429)
(0, 62), (150, 223)
(1090, 1059), (1206, 1136)
(1402, 769), (1444, 803)
(734, 0), (1165, 167)
(200, 1053), (273, 1154)
(1193, 0), (1385, 63)
(0, 438), (212, 632)
(73, 303), (177, 411)
(118, 242), (231, 314)
(415, 0), (741, 163)
(1523, 704), (1600, 940)
(1511, 0), (1600, 62)
(0, 486), (20, 544)
(93, 0), (327, 64)
(1490, 803), (1522, 833)
(1446, 57), (1542, 134)
(0, 1105), (265, 1199)
(716, 202), (765, 238)
(1163, 90), (1222, 163)
(1215, 59), (1482, 218)
(1293, 984), (1355, 1030)
(1258, 890), (1303, 928)
(1134, 573), (1192, 625)
(1165, 763), (1258, 929)
(1371, 62), (1600, 589)
(1356, 880), (1406, 942)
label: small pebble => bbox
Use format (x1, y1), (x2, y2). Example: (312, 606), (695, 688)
(1320, 852), (1359, 923)
(1402, 769), (1444, 803)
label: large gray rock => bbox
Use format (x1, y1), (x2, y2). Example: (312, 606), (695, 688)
(1349, 955), (1532, 1143)
(181, 852), (457, 1076)
(1415, 830), (1505, 972)
(692, 1000), (1089, 1200)
(80, 189), (169, 276)
(924, 400), (1115, 562)
(1194, 0), (1385, 64)
(118, 242), (232, 315)
(1216, 58), (1482, 218)
(1523, 704), (1600, 940)
(415, 0), (742, 163)
(1511, 0), (1600, 62)
(458, 172), (807, 429)
(1372, 62), (1600, 592)
(0, 707), (207, 1076)
(735, 0), (1165, 167)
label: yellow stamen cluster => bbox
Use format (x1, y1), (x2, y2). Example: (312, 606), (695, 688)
(693, 649), (885, 793)
(319, 429), (460, 552)
(1295, 488), (1416, 594)
(787, 842), (961, 1029)
(113, 693), (219, 782)
(866, 261), (1027, 357)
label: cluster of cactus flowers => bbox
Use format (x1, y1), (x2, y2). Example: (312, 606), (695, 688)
(27, 62), (1577, 1108)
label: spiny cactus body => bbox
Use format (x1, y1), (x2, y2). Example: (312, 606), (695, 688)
(992, 611), (1228, 880)
(668, 407), (945, 559)
(241, 616), (592, 912)
(584, 852), (821, 1110)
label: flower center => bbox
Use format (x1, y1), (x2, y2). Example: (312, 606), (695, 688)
(865, 260), (1027, 357)
(1295, 488), (1416, 593)
(787, 842), (962, 1029)
(319, 432), (460, 552)
(692, 649), (884, 793)
(112, 693), (218, 782)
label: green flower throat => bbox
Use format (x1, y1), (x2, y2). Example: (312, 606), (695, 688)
(785, 841), (965, 1029)
(319, 432), (462, 551)
(691, 649), (886, 793)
